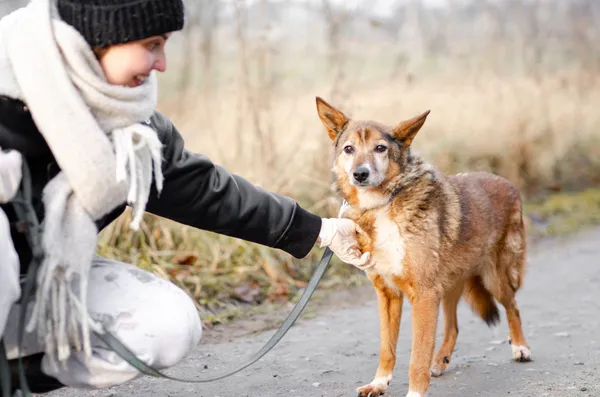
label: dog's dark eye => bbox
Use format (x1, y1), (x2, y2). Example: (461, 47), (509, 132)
(343, 145), (354, 154)
(375, 145), (387, 153)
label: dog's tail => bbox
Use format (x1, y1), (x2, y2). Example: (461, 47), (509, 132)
(463, 276), (500, 327)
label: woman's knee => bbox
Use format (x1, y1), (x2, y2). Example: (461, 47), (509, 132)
(145, 281), (203, 368)
(89, 259), (203, 369)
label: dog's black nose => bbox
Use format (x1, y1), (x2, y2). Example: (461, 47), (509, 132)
(353, 167), (370, 183)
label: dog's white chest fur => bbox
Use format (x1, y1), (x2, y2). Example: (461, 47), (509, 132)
(369, 206), (405, 290)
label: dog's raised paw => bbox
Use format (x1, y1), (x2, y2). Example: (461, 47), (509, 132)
(511, 345), (532, 362)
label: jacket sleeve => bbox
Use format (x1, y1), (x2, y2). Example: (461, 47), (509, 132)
(145, 111), (322, 259)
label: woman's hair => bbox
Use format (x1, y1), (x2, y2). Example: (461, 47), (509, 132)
(93, 47), (107, 60)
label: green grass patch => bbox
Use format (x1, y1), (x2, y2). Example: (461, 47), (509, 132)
(524, 187), (600, 238)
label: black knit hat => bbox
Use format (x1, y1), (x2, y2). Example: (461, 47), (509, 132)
(57, 0), (185, 48)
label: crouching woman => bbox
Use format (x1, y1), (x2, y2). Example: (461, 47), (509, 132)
(0, 0), (370, 393)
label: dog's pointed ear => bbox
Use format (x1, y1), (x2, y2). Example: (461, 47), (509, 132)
(316, 96), (349, 141)
(392, 110), (431, 146)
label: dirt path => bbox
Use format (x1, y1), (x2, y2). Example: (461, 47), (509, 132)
(49, 227), (600, 397)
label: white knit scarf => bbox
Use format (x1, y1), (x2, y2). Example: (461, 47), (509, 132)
(0, 0), (164, 370)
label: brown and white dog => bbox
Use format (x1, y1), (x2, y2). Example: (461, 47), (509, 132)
(316, 97), (531, 397)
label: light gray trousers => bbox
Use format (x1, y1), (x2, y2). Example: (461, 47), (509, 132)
(0, 208), (203, 389)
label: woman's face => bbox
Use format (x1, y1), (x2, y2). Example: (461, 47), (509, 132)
(96, 33), (172, 87)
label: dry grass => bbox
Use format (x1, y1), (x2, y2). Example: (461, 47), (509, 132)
(97, 209), (365, 327)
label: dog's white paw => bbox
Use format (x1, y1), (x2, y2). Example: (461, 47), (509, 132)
(511, 344), (531, 362)
(356, 376), (391, 397)
(406, 392), (425, 397)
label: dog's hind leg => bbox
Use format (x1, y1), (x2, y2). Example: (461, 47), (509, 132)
(430, 282), (464, 377)
(483, 262), (531, 362)
(489, 201), (531, 362)
(501, 294), (530, 362)
(357, 280), (403, 397)
(495, 249), (531, 362)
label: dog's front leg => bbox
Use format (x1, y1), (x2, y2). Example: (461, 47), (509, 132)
(406, 292), (440, 397)
(357, 283), (403, 397)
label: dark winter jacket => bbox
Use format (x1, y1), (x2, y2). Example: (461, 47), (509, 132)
(0, 95), (322, 271)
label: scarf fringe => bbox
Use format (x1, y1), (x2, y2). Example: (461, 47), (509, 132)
(113, 123), (164, 230)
